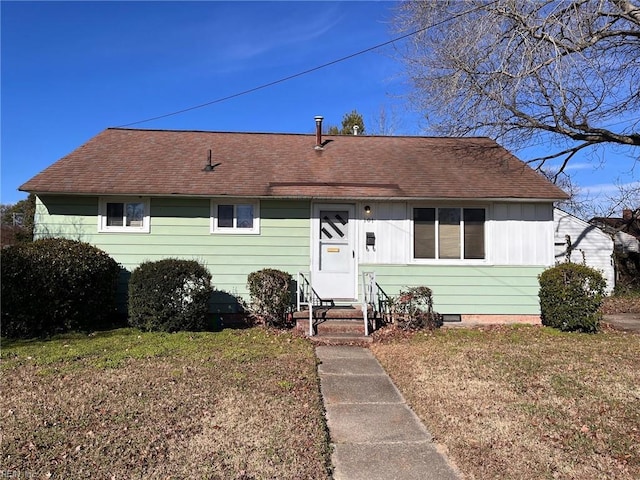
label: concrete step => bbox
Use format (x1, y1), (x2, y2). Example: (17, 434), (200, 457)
(293, 305), (368, 321)
(297, 318), (366, 335)
(308, 332), (373, 345)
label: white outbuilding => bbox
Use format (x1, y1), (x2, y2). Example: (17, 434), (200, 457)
(554, 208), (615, 294)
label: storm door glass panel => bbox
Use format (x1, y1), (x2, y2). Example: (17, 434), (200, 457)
(218, 205), (234, 228)
(126, 202), (145, 227)
(106, 203), (124, 227)
(320, 211), (348, 241)
(439, 208), (461, 259)
(236, 205), (254, 229)
(464, 208), (485, 259)
(414, 208), (435, 259)
(319, 210), (349, 272)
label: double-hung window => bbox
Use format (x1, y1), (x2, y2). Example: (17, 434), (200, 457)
(413, 207), (485, 260)
(99, 197), (150, 233)
(211, 200), (260, 234)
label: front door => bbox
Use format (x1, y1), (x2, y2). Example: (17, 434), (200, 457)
(312, 204), (356, 300)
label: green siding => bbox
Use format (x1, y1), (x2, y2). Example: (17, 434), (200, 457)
(36, 195), (544, 316)
(359, 264), (544, 315)
(36, 196), (311, 312)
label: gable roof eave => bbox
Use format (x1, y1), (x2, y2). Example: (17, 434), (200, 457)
(19, 127), (570, 202)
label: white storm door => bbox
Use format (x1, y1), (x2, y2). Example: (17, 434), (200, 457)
(312, 204), (356, 300)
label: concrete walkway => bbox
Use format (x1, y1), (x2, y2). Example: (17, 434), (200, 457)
(316, 346), (460, 480)
(603, 313), (640, 333)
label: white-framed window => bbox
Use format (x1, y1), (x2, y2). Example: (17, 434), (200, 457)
(98, 197), (150, 233)
(210, 200), (260, 234)
(412, 206), (486, 260)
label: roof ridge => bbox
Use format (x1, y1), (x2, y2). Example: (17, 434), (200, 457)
(104, 127), (495, 140)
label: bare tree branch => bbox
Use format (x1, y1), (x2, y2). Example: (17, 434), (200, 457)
(394, 0), (640, 177)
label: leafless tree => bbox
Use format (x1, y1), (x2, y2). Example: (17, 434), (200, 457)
(393, 0), (640, 178)
(369, 105), (403, 136)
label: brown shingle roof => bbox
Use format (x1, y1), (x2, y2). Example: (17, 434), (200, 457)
(20, 128), (568, 200)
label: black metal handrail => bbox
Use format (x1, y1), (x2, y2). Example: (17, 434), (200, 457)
(362, 272), (392, 334)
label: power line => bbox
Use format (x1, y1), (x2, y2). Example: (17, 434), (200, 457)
(117, 3), (493, 128)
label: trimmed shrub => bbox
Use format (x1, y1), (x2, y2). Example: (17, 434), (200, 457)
(247, 269), (293, 327)
(1, 238), (120, 338)
(538, 263), (606, 333)
(128, 259), (213, 332)
(390, 286), (442, 330)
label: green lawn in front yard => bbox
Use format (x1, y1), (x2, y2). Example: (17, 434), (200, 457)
(1, 328), (331, 480)
(371, 325), (640, 480)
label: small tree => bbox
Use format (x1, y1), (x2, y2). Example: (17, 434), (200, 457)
(325, 110), (366, 136)
(1, 194), (36, 246)
(338, 110), (365, 135)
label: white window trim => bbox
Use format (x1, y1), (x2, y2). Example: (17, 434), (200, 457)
(210, 199), (260, 234)
(410, 205), (488, 264)
(98, 197), (150, 233)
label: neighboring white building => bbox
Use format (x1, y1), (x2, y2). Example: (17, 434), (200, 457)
(554, 208), (615, 294)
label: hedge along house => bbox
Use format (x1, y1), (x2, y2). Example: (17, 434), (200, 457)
(20, 117), (568, 329)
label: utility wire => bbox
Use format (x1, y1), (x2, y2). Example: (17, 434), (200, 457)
(117, 3), (494, 128)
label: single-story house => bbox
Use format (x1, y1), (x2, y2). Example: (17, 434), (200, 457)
(20, 117), (568, 326)
(553, 208), (615, 294)
(590, 209), (640, 256)
(589, 208), (640, 290)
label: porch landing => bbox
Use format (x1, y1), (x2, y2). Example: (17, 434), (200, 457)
(293, 305), (377, 345)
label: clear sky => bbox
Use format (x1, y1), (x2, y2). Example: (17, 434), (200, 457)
(2, 1), (637, 212)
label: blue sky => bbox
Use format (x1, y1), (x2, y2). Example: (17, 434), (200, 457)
(2, 1), (637, 212)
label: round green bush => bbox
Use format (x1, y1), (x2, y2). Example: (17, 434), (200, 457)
(1, 238), (121, 338)
(538, 263), (606, 333)
(247, 269), (293, 327)
(128, 259), (213, 332)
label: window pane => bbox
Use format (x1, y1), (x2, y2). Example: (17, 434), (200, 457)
(126, 202), (144, 227)
(464, 208), (485, 259)
(106, 203), (124, 227)
(439, 208), (460, 259)
(218, 205), (234, 228)
(236, 205), (254, 229)
(414, 208), (435, 258)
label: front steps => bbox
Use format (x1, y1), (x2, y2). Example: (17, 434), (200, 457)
(293, 305), (377, 345)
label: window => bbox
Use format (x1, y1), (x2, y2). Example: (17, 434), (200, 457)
(211, 200), (260, 234)
(413, 207), (485, 260)
(99, 197), (150, 233)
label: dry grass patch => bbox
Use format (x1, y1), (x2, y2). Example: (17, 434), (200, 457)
(1, 328), (331, 479)
(371, 326), (639, 480)
(602, 294), (640, 314)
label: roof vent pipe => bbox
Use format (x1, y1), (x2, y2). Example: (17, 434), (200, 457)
(314, 115), (323, 149)
(353, 125), (359, 136)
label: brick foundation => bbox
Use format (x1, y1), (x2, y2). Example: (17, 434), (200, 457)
(451, 314), (541, 326)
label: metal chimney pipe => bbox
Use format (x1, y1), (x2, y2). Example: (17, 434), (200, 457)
(314, 116), (323, 148)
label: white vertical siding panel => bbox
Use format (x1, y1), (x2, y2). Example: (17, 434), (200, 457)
(492, 202), (554, 266)
(536, 203), (555, 265)
(553, 209), (615, 293)
(378, 202), (409, 264)
(359, 202), (408, 264)
(489, 204), (510, 264)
